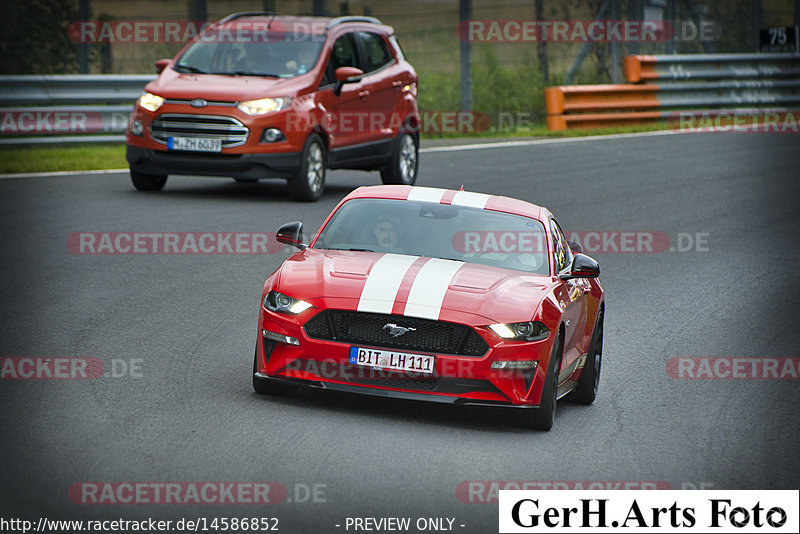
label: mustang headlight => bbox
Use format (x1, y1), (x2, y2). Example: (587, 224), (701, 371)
(237, 97), (291, 115)
(489, 321), (549, 341)
(264, 291), (312, 314)
(139, 92), (164, 112)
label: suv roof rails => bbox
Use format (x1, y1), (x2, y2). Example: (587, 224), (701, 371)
(326, 16), (382, 29)
(218, 12), (280, 23)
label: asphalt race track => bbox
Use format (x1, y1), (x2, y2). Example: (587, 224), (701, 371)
(1, 132), (799, 533)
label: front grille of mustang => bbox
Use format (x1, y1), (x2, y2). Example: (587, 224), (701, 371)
(304, 310), (489, 357)
(286, 359), (505, 397)
(150, 114), (249, 148)
(351, 375), (439, 391)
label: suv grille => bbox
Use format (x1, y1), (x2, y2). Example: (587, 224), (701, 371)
(304, 310), (489, 357)
(150, 114), (249, 148)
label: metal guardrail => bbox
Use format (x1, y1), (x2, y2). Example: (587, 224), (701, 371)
(546, 53), (800, 131)
(624, 53), (800, 82)
(0, 75), (155, 145)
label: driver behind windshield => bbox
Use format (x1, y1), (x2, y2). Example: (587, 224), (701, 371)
(374, 216), (404, 252)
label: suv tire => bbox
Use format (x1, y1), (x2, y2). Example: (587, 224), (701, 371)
(288, 134), (326, 202)
(380, 133), (418, 185)
(131, 171), (167, 191)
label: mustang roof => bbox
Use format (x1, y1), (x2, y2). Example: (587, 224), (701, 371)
(343, 185), (548, 221)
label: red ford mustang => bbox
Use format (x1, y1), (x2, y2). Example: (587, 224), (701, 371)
(253, 185), (604, 429)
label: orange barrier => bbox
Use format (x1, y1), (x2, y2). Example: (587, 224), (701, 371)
(624, 55), (657, 83)
(546, 111), (664, 131)
(544, 85), (659, 114)
(544, 84), (662, 131)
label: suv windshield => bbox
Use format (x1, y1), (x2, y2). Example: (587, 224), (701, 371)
(314, 199), (550, 275)
(175, 28), (323, 78)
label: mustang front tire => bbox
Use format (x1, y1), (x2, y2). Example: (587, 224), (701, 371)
(571, 308), (603, 405)
(521, 331), (563, 431)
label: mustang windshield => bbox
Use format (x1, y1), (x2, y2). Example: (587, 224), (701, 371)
(175, 27), (323, 78)
(314, 198), (550, 275)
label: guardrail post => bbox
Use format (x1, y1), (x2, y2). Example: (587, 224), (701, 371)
(610, 0), (622, 83)
(535, 0), (548, 82)
(459, 0), (472, 112)
(752, 0), (762, 52)
(796, 0), (800, 33)
(78, 0), (90, 74)
(666, 0), (675, 54)
(190, 0), (207, 23)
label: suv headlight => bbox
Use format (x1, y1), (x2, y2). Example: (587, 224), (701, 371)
(238, 97), (291, 115)
(139, 92), (164, 112)
(489, 321), (549, 341)
(264, 291), (312, 314)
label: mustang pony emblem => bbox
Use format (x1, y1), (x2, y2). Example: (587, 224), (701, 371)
(383, 323), (417, 337)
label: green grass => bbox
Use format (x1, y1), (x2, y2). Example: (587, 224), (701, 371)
(0, 123), (672, 175)
(0, 144), (127, 174)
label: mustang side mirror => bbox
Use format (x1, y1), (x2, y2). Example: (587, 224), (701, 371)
(333, 66), (364, 96)
(276, 221), (307, 250)
(154, 58), (171, 73)
(560, 253), (599, 280)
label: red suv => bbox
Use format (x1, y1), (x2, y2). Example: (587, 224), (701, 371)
(126, 13), (419, 201)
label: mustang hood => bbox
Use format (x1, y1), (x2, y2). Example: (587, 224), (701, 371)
(276, 249), (551, 325)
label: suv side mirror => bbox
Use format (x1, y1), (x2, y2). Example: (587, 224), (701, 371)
(560, 253), (599, 280)
(333, 66), (364, 96)
(155, 59), (171, 73)
(276, 221), (307, 250)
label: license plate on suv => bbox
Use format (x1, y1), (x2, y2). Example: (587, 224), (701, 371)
(167, 137), (222, 152)
(349, 347), (435, 375)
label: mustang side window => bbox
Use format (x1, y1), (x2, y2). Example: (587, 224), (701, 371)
(550, 219), (567, 273)
(550, 219), (573, 273)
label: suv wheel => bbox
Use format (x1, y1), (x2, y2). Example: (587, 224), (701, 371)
(381, 133), (418, 185)
(288, 134), (326, 202)
(130, 171), (167, 191)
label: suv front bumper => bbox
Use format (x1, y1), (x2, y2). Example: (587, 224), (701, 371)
(126, 145), (302, 180)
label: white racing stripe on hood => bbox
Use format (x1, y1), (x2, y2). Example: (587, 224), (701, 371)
(404, 258), (465, 320)
(357, 254), (418, 314)
(406, 187), (446, 203)
(451, 190), (490, 209)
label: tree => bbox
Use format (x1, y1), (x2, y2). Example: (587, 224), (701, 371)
(0, 0), (79, 74)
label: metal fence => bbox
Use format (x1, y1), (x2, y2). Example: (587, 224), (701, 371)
(0, 75), (154, 145)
